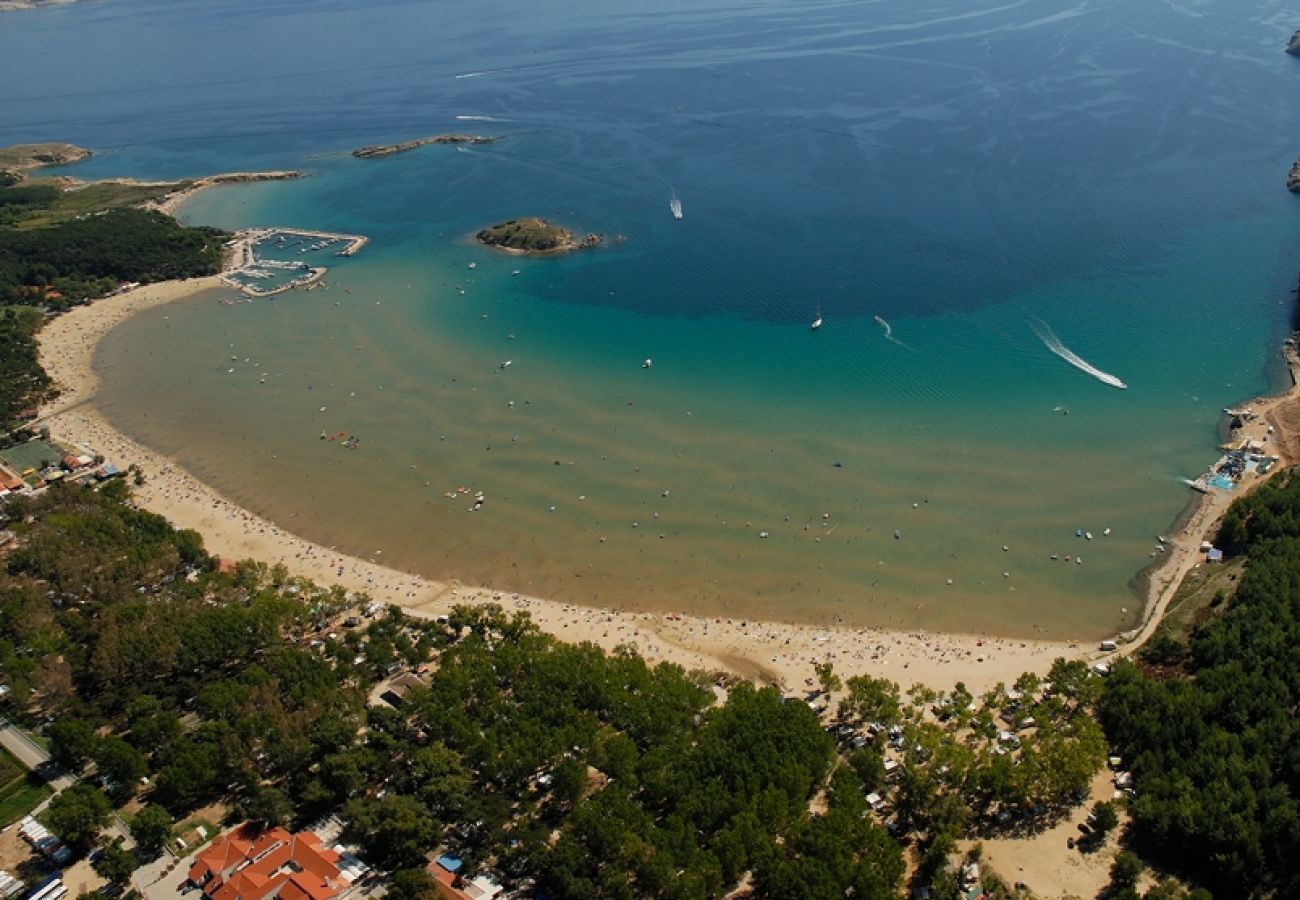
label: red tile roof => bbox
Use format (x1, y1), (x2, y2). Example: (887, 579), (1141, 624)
(189, 826), (345, 900)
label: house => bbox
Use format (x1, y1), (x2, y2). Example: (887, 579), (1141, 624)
(187, 825), (355, 900)
(427, 856), (503, 900)
(379, 673), (428, 708)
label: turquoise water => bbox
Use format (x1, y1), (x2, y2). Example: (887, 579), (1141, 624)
(6, 0), (1300, 637)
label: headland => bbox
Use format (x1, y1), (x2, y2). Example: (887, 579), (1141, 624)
(0, 142), (90, 173)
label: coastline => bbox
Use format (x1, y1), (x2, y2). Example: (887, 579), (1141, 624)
(27, 189), (1300, 694)
(36, 276), (1083, 694)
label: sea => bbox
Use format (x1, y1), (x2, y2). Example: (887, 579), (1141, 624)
(3, 0), (1300, 638)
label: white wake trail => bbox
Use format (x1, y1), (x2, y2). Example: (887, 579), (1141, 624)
(1029, 317), (1127, 390)
(874, 314), (911, 350)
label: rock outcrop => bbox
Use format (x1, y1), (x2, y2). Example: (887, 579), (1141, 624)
(1287, 29), (1300, 56)
(476, 218), (603, 255)
(1289, 159), (1300, 193)
(352, 134), (498, 158)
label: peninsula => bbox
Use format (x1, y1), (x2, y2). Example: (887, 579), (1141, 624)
(351, 133), (498, 158)
(0, 142), (90, 175)
(476, 217), (603, 254)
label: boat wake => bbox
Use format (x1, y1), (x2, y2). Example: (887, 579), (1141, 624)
(456, 114), (509, 122)
(1029, 317), (1127, 390)
(669, 188), (683, 220)
(454, 71), (493, 80)
(874, 314), (910, 349)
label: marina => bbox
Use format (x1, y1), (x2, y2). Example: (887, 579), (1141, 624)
(219, 228), (367, 296)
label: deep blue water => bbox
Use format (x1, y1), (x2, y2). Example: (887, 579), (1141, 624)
(6, 0), (1300, 634)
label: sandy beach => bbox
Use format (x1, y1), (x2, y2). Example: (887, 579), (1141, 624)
(33, 274), (1099, 694)
(30, 208), (1300, 695)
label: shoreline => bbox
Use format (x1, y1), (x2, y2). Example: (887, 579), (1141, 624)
(35, 279), (1084, 694)
(26, 193), (1300, 694)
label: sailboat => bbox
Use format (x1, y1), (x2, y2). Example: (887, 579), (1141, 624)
(810, 306), (823, 330)
(669, 189), (683, 220)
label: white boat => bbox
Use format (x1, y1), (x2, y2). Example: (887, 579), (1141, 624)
(669, 189), (683, 220)
(642, 358), (653, 369)
(468, 262), (477, 270)
(810, 308), (823, 330)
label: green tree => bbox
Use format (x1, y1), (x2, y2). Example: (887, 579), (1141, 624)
(94, 736), (148, 796)
(241, 785), (293, 829)
(46, 784), (112, 853)
(343, 794), (440, 870)
(130, 804), (173, 857)
(386, 868), (437, 900)
(839, 675), (902, 726)
(1111, 851), (1144, 890)
(551, 757), (587, 809)
(49, 718), (100, 772)
(814, 661), (842, 696)
(1091, 800), (1119, 837)
(92, 838), (136, 884)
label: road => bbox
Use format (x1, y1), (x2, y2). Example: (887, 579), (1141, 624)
(0, 717), (132, 847)
(0, 717), (74, 791)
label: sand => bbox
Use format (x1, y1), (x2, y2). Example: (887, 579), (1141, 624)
(33, 274), (1096, 695)
(32, 212), (1300, 696)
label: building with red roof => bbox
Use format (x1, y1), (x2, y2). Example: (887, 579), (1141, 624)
(187, 825), (351, 900)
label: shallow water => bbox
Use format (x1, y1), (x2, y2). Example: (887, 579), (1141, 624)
(7, 0), (1300, 637)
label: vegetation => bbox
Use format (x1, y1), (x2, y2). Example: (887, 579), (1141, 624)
(0, 746), (51, 827)
(1099, 468), (1300, 897)
(0, 143), (90, 174)
(0, 305), (49, 430)
(0, 170), (228, 427)
(0, 482), (1113, 897)
(476, 217), (602, 254)
(45, 784), (112, 853)
(0, 207), (225, 308)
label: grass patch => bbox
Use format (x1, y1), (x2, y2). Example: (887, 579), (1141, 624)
(167, 817), (218, 856)
(0, 761), (52, 828)
(1154, 556), (1245, 645)
(13, 179), (192, 229)
(0, 746), (22, 785)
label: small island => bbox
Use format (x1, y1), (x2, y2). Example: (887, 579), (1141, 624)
(1288, 29), (1300, 56)
(351, 134), (498, 158)
(475, 217), (604, 255)
(1290, 159), (1300, 193)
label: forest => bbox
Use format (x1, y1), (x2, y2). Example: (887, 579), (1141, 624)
(0, 206), (226, 308)
(0, 482), (1124, 899)
(1099, 468), (1300, 897)
(0, 177), (228, 426)
(0, 305), (48, 431)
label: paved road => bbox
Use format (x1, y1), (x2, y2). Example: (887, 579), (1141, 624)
(0, 717), (133, 848)
(0, 717), (75, 791)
